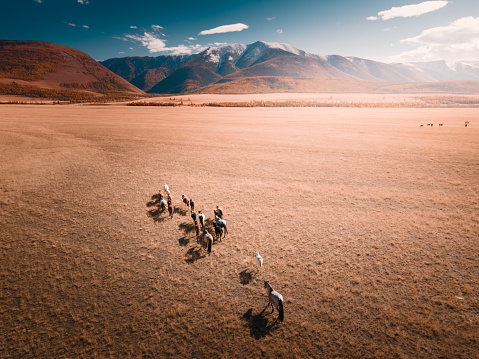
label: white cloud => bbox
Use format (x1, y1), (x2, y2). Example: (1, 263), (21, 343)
(67, 23), (77, 27)
(151, 24), (163, 30)
(123, 32), (204, 54)
(214, 42), (227, 46)
(33, 0), (43, 3)
(187, 37), (197, 41)
(277, 29), (283, 34)
(130, 26), (137, 29)
(378, 17), (479, 63)
(198, 23), (249, 36)
(82, 25), (89, 29)
(267, 17), (276, 21)
(368, 1), (449, 21)
(77, 0), (89, 4)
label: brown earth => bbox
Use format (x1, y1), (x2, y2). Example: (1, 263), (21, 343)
(1, 103), (478, 358)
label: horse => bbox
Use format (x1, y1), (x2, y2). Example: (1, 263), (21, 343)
(182, 195), (190, 207)
(198, 211), (205, 229)
(203, 230), (213, 254)
(195, 220), (200, 239)
(159, 198), (167, 211)
(164, 183), (169, 194)
(190, 199), (195, 211)
(264, 281), (284, 322)
(191, 211), (197, 223)
(214, 205), (223, 219)
(256, 252), (263, 271)
(168, 200), (173, 218)
(157, 190), (164, 200)
(215, 216), (228, 237)
(212, 222), (223, 241)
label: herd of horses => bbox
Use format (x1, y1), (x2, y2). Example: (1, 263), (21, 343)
(153, 183), (284, 322)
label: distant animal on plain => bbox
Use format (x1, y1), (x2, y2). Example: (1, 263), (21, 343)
(256, 252), (263, 270)
(203, 230), (213, 254)
(264, 281), (284, 322)
(168, 200), (173, 218)
(198, 211), (205, 228)
(420, 124), (424, 127)
(439, 123), (443, 126)
(190, 199), (195, 211)
(157, 190), (164, 200)
(465, 121), (469, 127)
(164, 183), (169, 194)
(215, 216), (228, 237)
(182, 195), (190, 207)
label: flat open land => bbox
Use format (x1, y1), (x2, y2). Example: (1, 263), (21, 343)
(1, 103), (478, 358)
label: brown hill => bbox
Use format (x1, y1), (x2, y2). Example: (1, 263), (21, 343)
(200, 77), (479, 94)
(0, 40), (144, 101)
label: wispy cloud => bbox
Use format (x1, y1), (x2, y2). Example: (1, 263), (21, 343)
(187, 37), (197, 41)
(77, 0), (89, 4)
(151, 25), (163, 30)
(67, 23), (77, 27)
(33, 0), (43, 3)
(121, 32), (205, 54)
(82, 25), (89, 29)
(65, 22), (89, 29)
(367, 1), (449, 21)
(378, 17), (479, 63)
(198, 23), (248, 36)
(277, 29), (283, 34)
(130, 26), (137, 29)
(267, 17), (276, 21)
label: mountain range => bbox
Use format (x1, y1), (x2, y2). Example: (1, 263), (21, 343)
(1, 40), (478, 101)
(100, 41), (479, 94)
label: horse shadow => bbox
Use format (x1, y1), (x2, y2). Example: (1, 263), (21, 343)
(146, 208), (168, 223)
(185, 247), (205, 263)
(178, 222), (196, 234)
(174, 206), (188, 216)
(239, 270), (253, 285)
(178, 236), (189, 246)
(241, 308), (281, 340)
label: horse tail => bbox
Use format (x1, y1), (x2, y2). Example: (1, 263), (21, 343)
(278, 299), (284, 322)
(207, 237), (212, 254)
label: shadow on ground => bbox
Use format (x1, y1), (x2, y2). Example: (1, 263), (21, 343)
(241, 308), (281, 340)
(185, 247), (205, 263)
(239, 270), (253, 285)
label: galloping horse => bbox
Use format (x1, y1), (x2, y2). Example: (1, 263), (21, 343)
(264, 281), (284, 322)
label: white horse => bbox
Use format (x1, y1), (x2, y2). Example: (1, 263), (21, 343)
(159, 198), (167, 211)
(198, 211), (205, 228)
(256, 252), (263, 270)
(164, 183), (169, 193)
(215, 216), (227, 236)
(264, 281), (284, 322)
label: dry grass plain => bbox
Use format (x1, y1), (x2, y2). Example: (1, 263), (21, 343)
(1, 102), (478, 358)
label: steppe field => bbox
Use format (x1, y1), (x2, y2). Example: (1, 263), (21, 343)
(1, 99), (478, 358)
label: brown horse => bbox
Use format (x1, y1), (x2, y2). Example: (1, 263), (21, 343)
(182, 195), (190, 207)
(203, 229), (213, 254)
(167, 199), (173, 218)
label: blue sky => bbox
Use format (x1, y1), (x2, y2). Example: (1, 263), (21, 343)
(1, 0), (478, 63)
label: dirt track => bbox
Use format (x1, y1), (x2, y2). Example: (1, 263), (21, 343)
(1, 104), (478, 358)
